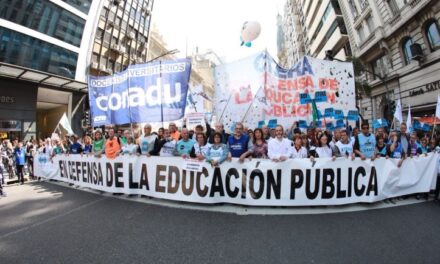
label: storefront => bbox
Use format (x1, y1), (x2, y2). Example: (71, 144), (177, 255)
(0, 63), (88, 142)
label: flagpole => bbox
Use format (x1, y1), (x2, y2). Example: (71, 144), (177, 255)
(431, 114), (436, 141)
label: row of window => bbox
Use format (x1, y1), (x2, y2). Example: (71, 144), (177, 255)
(370, 20), (440, 79)
(401, 20), (440, 65)
(0, 27), (78, 79)
(0, 0), (85, 47)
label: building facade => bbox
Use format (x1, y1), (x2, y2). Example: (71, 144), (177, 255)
(88, 0), (154, 77)
(280, 0), (351, 68)
(337, 0), (440, 122)
(0, 0), (155, 140)
(147, 27), (215, 115)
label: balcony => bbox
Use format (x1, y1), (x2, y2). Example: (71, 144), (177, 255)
(126, 31), (135, 40)
(90, 62), (99, 70)
(110, 44), (124, 55)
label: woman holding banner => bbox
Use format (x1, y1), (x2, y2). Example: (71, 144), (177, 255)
(189, 133), (210, 160)
(206, 132), (229, 167)
(291, 135), (308, 159)
(309, 133), (337, 161)
(250, 128), (268, 159)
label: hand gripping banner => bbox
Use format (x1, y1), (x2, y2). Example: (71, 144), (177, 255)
(34, 153), (439, 206)
(88, 58), (191, 126)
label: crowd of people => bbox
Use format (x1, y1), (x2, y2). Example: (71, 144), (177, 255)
(1, 119), (439, 199)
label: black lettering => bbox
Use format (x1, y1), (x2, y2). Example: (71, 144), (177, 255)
(128, 163), (138, 189)
(366, 167), (378, 196)
(59, 161), (64, 178)
(139, 164), (149, 190)
(210, 168), (225, 197)
(76, 161), (81, 181)
(290, 169), (304, 199)
(336, 168), (346, 198)
(306, 169), (320, 199)
(155, 165), (166, 193)
(82, 162), (87, 183)
(225, 168), (239, 198)
(97, 163), (103, 185)
(181, 170), (194, 196)
(322, 169), (335, 199)
(241, 169), (247, 199)
(114, 162), (124, 188)
(87, 163), (93, 184)
(348, 167), (352, 197)
(196, 167), (208, 197)
(354, 167), (366, 196)
(249, 169), (264, 199)
(266, 169), (281, 199)
(167, 166), (180, 194)
(106, 163), (113, 187)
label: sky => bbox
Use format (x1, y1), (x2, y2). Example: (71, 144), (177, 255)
(152, 0), (286, 63)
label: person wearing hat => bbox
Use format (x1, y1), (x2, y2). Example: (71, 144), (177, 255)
(353, 122), (376, 160)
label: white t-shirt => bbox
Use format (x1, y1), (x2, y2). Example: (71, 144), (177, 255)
(291, 146), (308, 158)
(140, 134), (157, 154)
(192, 142), (211, 157)
(335, 140), (354, 156)
(160, 139), (176, 157)
(315, 146), (333, 158)
(121, 144), (138, 155)
(268, 137), (293, 159)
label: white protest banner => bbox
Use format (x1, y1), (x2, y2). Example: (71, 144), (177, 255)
(182, 159), (204, 172)
(186, 112), (206, 130)
(214, 51), (356, 131)
(34, 153), (439, 206)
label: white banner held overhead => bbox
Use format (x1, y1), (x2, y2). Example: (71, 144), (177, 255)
(34, 153), (439, 206)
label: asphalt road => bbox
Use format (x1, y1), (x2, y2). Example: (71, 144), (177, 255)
(1, 182), (440, 264)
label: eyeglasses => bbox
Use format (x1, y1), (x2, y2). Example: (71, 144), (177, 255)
(362, 127), (369, 130)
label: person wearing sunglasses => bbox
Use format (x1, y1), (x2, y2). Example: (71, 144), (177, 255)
(353, 122), (376, 160)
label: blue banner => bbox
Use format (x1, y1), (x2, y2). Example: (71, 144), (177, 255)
(326, 122), (335, 131)
(88, 58), (191, 126)
(299, 93), (312, 105)
(324, 107), (334, 118)
(257, 120), (265, 128)
(335, 119), (345, 129)
(334, 109), (344, 120)
(347, 110), (359, 121)
(267, 119), (278, 129)
(372, 119), (388, 129)
(314, 91), (327, 103)
(298, 120), (308, 129)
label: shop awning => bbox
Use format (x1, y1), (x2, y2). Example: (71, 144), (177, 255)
(415, 116), (440, 125)
(0, 62), (87, 92)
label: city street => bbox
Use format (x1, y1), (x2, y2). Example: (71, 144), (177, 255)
(1, 181), (440, 264)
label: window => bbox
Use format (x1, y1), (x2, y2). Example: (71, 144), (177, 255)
(0, 27), (77, 78)
(426, 21), (440, 51)
(61, 0), (92, 14)
(357, 25), (365, 42)
(388, 0), (407, 15)
(370, 56), (387, 80)
(348, 0), (359, 19)
(366, 15), (375, 34)
(402, 37), (413, 65)
(0, 0), (85, 47)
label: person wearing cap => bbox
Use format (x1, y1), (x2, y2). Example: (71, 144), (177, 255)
(139, 124), (157, 156)
(93, 130), (105, 156)
(105, 128), (121, 159)
(169, 122), (181, 141)
(69, 135), (83, 154)
(353, 122), (376, 160)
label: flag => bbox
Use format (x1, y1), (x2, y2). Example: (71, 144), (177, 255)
(58, 113), (74, 135)
(406, 105), (412, 133)
(311, 99), (319, 126)
(436, 94), (440, 119)
(394, 99), (403, 123)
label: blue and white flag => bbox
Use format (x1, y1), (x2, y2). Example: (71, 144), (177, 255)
(88, 58), (191, 126)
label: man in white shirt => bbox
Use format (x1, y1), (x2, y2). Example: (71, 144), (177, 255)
(268, 125), (293, 162)
(335, 129), (355, 160)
